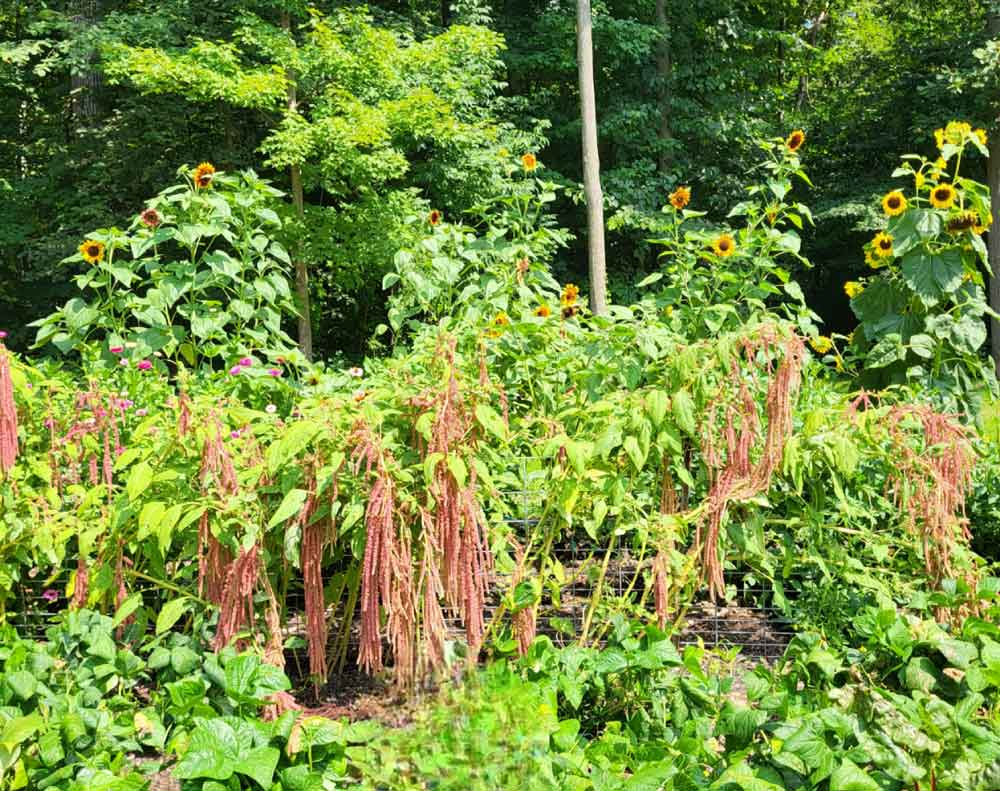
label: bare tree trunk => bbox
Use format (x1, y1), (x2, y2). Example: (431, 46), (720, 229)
(70, 0), (101, 126)
(655, 0), (671, 174)
(283, 12), (313, 360)
(577, 0), (607, 315)
(990, 10), (1000, 376)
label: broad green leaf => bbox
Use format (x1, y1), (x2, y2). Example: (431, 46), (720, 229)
(267, 488), (308, 529)
(156, 597), (191, 635)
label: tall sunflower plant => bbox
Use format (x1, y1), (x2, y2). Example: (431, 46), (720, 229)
(639, 131), (820, 343)
(31, 165), (300, 372)
(846, 122), (997, 414)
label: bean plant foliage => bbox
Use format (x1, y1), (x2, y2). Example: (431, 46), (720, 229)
(0, 128), (999, 790)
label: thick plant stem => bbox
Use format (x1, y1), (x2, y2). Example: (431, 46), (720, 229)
(990, 9), (1000, 376)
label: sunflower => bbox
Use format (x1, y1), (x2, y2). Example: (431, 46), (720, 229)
(976, 128), (988, 146)
(535, 304), (552, 318)
(785, 129), (805, 153)
(562, 305), (577, 319)
(561, 283), (580, 306)
(140, 208), (161, 228)
(428, 209), (442, 226)
(864, 249), (886, 270)
(914, 172), (926, 190)
(974, 212), (993, 235)
(809, 336), (833, 354)
(934, 157), (948, 171)
(79, 239), (105, 264)
(872, 232), (894, 258)
(882, 191), (907, 217)
(946, 211), (979, 234)
(712, 233), (736, 257)
(494, 312), (510, 327)
(192, 162), (215, 189)
(844, 281), (864, 299)
(669, 186), (691, 210)
(934, 128), (945, 149)
(765, 206), (779, 225)
(929, 183), (956, 210)
(522, 153), (538, 172)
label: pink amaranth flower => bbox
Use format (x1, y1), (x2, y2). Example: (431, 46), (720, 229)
(137, 360), (152, 371)
(109, 346), (124, 354)
(135, 408), (148, 417)
(44, 418), (55, 429)
(239, 357), (253, 367)
(348, 367), (364, 378)
(42, 589), (58, 603)
(265, 404), (277, 414)
(140, 208), (161, 229)
(267, 368), (281, 377)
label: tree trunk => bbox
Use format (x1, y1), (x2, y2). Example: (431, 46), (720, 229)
(70, 0), (101, 126)
(577, 0), (607, 315)
(990, 10), (1000, 376)
(655, 0), (671, 174)
(282, 12), (313, 359)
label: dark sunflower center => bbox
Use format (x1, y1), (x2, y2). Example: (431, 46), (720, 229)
(934, 188), (950, 201)
(888, 197), (900, 208)
(879, 239), (891, 250)
(87, 245), (100, 256)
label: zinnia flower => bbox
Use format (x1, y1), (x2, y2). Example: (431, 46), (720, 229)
(882, 191), (906, 217)
(535, 304), (552, 318)
(42, 589), (59, 603)
(192, 162), (215, 189)
(428, 210), (442, 226)
(669, 186), (691, 210)
(0, 331), (7, 340)
(712, 233), (736, 257)
(844, 281), (864, 299)
(239, 357), (252, 367)
(353, 389), (367, 403)
(809, 336), (833, 354)
(348, 367), (363, 378)
(929, 183), (956, 210)
(229, 365), (241, 375)
(230, 430), (241, 439)
(872, 232), (894, 258)
(140, 208), (161, 228)
(135, 408), (148, 417)
(267, 368), (282, 377)
(110, 346), (124, 354)
(265, 404), (277, 414)
(79, 240), (105, 264)
(522, 153), (538, 172)
(137, 360), (152, 370)
(119, 358), (129, 367)
(785, 129), (805, 153)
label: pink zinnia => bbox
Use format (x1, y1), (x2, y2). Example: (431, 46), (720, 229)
(267, 368), (281, 377)
(0, 331), (7, 340)
(239, 357), (253, 367)
(348, 367), (363, 378)
(136, 408), (148, 417)
(109, 346), (124, 354)
(265, 404), (277, 414)
(42, 589), (59, 603)
(230, 429), (241, 439)
(137, 360), (152, 370)
(119, 358), (129, 367)
(229, 365), (241, 376)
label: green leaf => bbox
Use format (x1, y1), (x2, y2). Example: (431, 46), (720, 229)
(901, 246), (963, 307)
(112, 592), (144, 628)
(237, 746), (280, 788)
(474, 403), (507, 440)
(127, 461), (154, 501)
(672, 390), (697, 436)
(829, 759), (880, 791)
(267, 488), (308, 529)
(173, 719), (239, 781)
(156, 597), (191, 635)
(5, 671), (37, 701)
